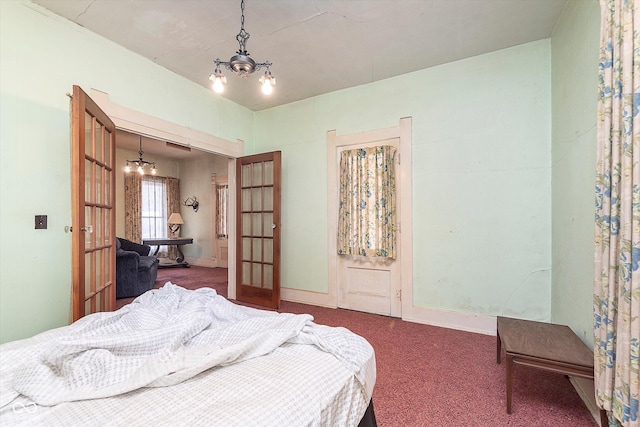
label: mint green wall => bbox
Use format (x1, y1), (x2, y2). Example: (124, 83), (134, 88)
(254, 41), (553, 320)
(178, 154), (229, 262)
(0, 1), (252, 343)
(550, 0), (600, 346)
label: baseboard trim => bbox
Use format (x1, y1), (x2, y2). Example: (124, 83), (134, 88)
(281, 287), (337, 309)
(402, 305), (496, 336)
(281, 288), (496, 335)
(184, 257), (217, 268)
(570, 377), (602, 426)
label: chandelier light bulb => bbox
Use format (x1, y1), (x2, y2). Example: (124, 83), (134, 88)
(261, 78), (273, 95)
(137, 165), (144, 175)
(124, 164), (131, 173)
(151, 167), (157, 175)
(259, 69), (276, 95)
(211, 75), (225, 94)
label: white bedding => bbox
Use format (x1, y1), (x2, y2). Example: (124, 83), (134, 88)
(0, 283), (376, 426)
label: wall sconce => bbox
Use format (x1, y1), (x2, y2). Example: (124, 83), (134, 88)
(184, 196), (199, 212)
(168, 212), (184, 239)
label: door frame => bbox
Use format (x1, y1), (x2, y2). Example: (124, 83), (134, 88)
(327, 117), (413, 316)
(90, 89), (243, 300)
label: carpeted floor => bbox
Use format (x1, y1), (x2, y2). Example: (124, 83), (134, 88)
(117, 266), (598, 427)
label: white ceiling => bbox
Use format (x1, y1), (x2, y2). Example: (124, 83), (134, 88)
(32, 0), (567, 112)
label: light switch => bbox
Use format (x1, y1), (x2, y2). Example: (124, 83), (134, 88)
(35, 215), (47, 229)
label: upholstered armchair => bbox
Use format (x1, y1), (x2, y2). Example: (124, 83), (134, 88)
(116, 237), (159, 299)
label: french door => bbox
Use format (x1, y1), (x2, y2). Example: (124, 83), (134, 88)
(236, 152), (281, 309)
(71, 85), (116, 320)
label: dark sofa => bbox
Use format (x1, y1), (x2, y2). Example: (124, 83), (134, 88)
(116, 237), (159, 299)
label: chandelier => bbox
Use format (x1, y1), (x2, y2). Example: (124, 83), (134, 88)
(124, 136), (157, 175)
(209, 0), (276, 95)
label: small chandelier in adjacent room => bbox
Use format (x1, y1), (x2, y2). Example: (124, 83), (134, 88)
(209, 0), (276, 95)
(124, 136), (156, 175)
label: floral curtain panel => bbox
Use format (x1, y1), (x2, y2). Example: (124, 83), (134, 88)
(124, 173), (142, 242)
(594, 1), (639, 426)
(165, 177), (181, 260)
(337, 145), (397, 259)
(217, 184), (229, 239)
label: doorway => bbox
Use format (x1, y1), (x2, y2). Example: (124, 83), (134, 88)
(115, 131), (229, 268)
(91, 89), (243, 300)
(327, 118), (413, 318)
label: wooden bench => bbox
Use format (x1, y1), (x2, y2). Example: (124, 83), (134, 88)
(496, 316), (607, 426)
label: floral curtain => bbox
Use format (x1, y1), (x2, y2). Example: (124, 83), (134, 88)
(217, 184), (229, 239)
(337, 145), (397, 258)
(165, 177), (181, 260)
(593, 1), (639, 426)
(124, 173), (142, 242)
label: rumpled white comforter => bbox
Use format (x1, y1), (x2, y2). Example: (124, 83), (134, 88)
(0, 283), (374, 409)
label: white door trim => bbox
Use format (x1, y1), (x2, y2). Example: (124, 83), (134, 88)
(90, 89), (243, 158)
(327, 117), (413, 317)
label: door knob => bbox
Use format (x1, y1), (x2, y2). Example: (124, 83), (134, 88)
(81, 225), (93, 233)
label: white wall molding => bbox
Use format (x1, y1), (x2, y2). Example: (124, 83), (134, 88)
(90, 89), (244, 158)
(569, 377), (601, 426)
(281, 287), (338, 308)
(282, 288), (496, 335)
(185, 257), (217, 269)
(402, 305), (496, 336)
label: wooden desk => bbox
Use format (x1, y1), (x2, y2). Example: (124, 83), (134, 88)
(143, 237), (193, 268)
(496, 316), (607, 426)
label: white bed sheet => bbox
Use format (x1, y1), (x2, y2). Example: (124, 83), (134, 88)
(0, 283), (376, 426)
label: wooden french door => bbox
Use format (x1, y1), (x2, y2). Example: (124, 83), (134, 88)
(71, 85), (117, 321)
(236, 152), (281, 309)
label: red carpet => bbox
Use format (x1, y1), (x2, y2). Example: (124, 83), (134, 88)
(118, 266), (598, 427)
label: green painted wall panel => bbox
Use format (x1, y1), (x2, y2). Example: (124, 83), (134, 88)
(550, 0), (600, 346)
(255, 40), (553, 320)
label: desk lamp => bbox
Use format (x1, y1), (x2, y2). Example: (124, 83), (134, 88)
(168, 213), (184, 239)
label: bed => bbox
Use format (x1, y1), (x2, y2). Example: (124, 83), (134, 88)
(0, 283), (376, 426)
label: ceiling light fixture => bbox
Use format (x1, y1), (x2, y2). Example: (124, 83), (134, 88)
(210, 0), (275, 95)
(124, 136), (156, 175)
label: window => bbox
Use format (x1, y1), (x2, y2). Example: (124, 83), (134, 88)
(141, 176), (167, 239)
(216, 184), (229, 239)
(337, 145), (397, 258)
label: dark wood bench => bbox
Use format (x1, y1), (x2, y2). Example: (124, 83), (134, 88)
(496, 316), (607, 426)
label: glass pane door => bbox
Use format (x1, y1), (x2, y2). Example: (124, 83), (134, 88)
(236, 151), (281, 308)
(72, 85), (116, 320)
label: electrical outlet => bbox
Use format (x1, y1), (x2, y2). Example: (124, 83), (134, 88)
(35, 215), (47, 229)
